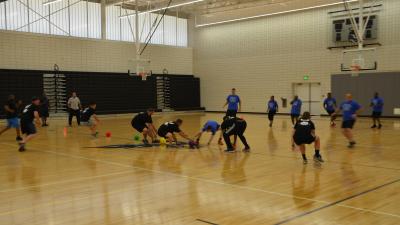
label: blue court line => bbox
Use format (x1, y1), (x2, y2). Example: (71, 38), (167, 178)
(274, 178), (400, 225)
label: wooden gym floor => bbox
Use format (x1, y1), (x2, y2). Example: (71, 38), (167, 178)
(0, 113), (399, 225)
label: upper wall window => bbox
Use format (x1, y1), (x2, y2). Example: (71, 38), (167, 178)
(0, 0), (188, 47)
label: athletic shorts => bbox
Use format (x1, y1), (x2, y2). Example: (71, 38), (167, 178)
(291, 114), (300, 118)
(268, 110), (276, 120)
(132, 122), (147, 133)
(372, 111), (382, 118)
(342, 120), (356, 129)
(293, 135), (316, 146)
(326, 110), (335, 116)
(157, 128), (169, 138)
(81, 120), (93, 126)
(21, 122), (37, 135)
(6, 117), (20, 128)
(226, 109), (238, 117)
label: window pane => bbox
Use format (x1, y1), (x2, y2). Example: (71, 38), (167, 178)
(88, 1), (100, 39)
(70, 1), (87, 37)
(163, 15), (176, 46)
(28, 0), (49, 34)
(177, 17), (187, 47)
(150, 13), (163, 45)
(106, 5), (120, 41)
(120, 9), (134, 42)
(6, 0), (29, 32)
(50, 0), (69, 36)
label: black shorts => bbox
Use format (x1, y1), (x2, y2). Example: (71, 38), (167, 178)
(157, 128), (169, 138)
(293, 135), (316, 145)
(132, 121), (147, 133)
(21, 122), (37, 135)
(226, 109), (237, 117)
(342, 120), (356, 129)
(291, 114), (300, 118)
(372, 111), (382, 118)
(40, 108), (49, 118)
(268, 110), (276, 120)
(326, 110), (335, 116)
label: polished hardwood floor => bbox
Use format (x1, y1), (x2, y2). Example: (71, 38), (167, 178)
(0, 113), (399, 225)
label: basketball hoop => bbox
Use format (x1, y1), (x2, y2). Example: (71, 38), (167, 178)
(138, 72), (148, 81)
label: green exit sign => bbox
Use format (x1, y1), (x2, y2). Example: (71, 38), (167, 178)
(303, 75), (310, 80)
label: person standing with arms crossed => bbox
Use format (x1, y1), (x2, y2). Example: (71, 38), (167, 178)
(67, 92), (81, 127)
(333, 93), (362, 148)
(223, 88), (241, 117)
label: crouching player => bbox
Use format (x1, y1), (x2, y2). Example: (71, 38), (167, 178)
(194, 120), (223, 145)
(18, 97), (41, 152)
(292, 112), (324, 164)
(81, 102), (100, 137)
(131, 109), (157, 144)
(157, 119), (193, 145)
(221, 116), (250, 153)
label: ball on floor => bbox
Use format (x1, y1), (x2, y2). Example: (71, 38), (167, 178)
(105, 131), (112, 138)
(134, 134), (140, 141)
(159, 138), (167, 145)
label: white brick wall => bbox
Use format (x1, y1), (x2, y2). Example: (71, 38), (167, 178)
(0, 31), (193, 75)
(193, 0), (400, 113)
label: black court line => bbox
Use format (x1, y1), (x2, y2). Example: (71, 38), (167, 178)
(274, 178), (400, 225)
(196, 219), (219, 225)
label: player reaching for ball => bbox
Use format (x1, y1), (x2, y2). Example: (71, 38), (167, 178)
(292, 112), (324, 164)
(81, 102), (100, 137)
(131, 109), (158, 144)
(221, 116), (250, 153)
(157, 119), (193, 145)
(194, 120), (223, 145)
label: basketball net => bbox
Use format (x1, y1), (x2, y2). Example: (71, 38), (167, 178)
(350, 64), (361, 77)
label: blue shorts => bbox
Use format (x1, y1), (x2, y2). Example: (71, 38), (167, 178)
(7, 117), (20, 128)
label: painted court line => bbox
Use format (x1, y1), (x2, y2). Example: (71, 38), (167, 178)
(196, 218), (219, 225)
(273, 178), (400, 224)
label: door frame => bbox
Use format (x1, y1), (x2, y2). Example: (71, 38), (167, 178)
(292, 82), (322, 115)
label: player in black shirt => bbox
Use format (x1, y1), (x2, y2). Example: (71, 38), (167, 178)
(81, 102), (100, 137)
(18, 97), (41, 152)
(131, 109), (157, 144)
(0, 95), (22, 141)
(292, 112), (323, 164)
(221, 116), (250, 152)
(157, 119), (193, 144)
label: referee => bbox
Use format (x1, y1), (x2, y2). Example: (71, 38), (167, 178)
(67, 92), (82, 126)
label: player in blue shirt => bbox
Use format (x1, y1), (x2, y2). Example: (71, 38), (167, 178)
(334, 94), (362, 148)
(223, 88), (241, 117)
(290, 96), (302, 125)
(194, 120), (223, 145)
(267, 96), (278, 127)
(370, 92), (384, 129)
(323, 93), (337, 127)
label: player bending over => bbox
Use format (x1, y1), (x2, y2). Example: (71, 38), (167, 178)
(157, 119), (193, 145)
(81, 102), (100, 137)
(194, 120), (223, 145)
(0, 95), (22, 141)
(221, 116), (250, 153)
(18, 97), (41, 152)
(131, 109), (158, 144)
(292, 112), (324, 164)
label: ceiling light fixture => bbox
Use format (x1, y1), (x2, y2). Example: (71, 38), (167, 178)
(196, 0), (359, 27)
(120, 0), (204, 19)
(43, 0), (63, 6)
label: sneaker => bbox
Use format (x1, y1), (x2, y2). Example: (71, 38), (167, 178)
(142, 139), (149, 144)
(18, 143), (26, 152)
(225, 149), (235, 153)
(371, 125), (377, 128)
(303, 159), (308, 165)
(152, 139), (160, 143)
(313, 155), (324, 163)
(378, 124), (382, 129)
(16, 136), (23, 141)
(243, 147), (250, 152)
(348, 141), (356, 148)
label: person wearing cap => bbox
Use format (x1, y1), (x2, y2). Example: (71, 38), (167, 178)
(223, 88), (241, 117)
(18, 96), (41, 152)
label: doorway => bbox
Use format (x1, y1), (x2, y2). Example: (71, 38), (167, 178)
(293, 83), (322, 115)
